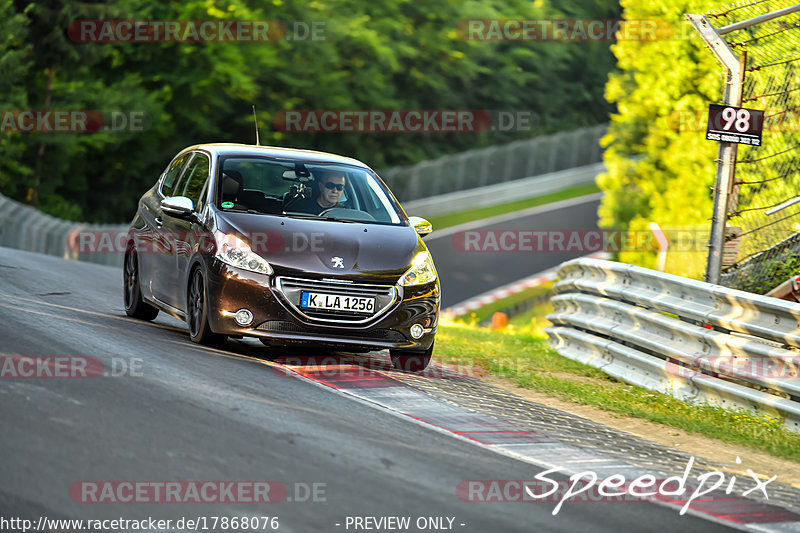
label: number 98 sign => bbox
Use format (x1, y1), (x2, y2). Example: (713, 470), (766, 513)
(705, 104), (764, 146)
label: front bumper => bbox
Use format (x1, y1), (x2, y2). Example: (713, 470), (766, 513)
(205, 261), (439, 351)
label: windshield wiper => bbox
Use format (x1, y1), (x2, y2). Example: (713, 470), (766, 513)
(282, 212), (360, 223)
(319, 216), (359, 223)
(281, 212), (318, 219)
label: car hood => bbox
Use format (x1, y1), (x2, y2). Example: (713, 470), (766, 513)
(215, 211), (423, 280)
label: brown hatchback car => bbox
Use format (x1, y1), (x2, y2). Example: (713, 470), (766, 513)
(124, 144), (440, 371)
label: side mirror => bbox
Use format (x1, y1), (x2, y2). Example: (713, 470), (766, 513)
(161, 196), (195, 220)
(408, 216), (433, 237)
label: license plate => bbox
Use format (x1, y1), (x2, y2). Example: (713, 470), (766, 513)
(300, 292), (375, 314)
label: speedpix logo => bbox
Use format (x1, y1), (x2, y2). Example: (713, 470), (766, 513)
(457, 457), (776, 516)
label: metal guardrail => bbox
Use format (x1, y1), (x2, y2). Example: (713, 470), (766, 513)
(547, 257), (800, 433)
(380, 124), (607, 202)
(0, 193), (126, 267)
(402, 162), (603, 218)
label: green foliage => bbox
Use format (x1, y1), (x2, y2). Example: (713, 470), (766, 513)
(0, 0), (33, 197)
(598, 0), (721, 277)
(3, 0), (618, 222)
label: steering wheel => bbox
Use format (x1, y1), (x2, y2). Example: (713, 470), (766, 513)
(318, 207), (342, 217)
(318, 207), (376, 222)
(318, 202), (349, 217)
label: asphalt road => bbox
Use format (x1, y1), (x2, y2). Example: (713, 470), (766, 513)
(0, 246), (735, 532)
(425, 194), (602, 308)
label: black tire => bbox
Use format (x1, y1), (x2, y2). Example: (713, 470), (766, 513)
(187, 268), (226, 345)
(123, 247), (159, 320)
(390, 341), (433, 372)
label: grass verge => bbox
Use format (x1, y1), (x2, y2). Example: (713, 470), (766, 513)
(425, 183), (600, 230)
(460, 282), (554, 324)
(435, 318), (800, 462)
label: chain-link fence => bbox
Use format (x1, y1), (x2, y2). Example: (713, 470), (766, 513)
(379, 124), (607, 202)
(710, 1), (800, 291)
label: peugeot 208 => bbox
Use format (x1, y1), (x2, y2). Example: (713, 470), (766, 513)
(123, 144), (439, 371)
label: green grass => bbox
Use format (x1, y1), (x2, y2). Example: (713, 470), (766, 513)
(435, 319), (800, 462)
(507, 301), (553, 327)
(461, 282), (554, 324)
(428, 178), (800, 460)
(426, 183), (600, 230)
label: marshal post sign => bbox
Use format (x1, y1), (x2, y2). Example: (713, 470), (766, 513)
(706, 104), (764, 146)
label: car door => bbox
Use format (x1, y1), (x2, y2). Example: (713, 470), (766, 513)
(138, 152), (192, 302)
(155, 151), (212, 310)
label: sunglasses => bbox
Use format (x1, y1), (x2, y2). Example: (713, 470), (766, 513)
(324, 181), (344, 191)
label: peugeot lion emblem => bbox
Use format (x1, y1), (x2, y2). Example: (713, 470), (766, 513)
(331, 256), (344, 269)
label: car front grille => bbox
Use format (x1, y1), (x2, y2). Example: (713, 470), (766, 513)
(274, 277), (398, 324)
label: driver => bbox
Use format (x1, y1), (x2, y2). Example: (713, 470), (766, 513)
(295, 170), (346, 215)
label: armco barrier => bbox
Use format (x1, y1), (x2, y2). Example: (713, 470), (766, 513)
(0, 193), (126, 267)
(402, 162), (603, 218)
(381, 124), (607, 202)
(547, 257), (800, 433)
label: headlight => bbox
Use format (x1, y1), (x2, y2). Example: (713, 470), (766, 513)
(213, 231), (273, 275)
(400, 251), (437, 286)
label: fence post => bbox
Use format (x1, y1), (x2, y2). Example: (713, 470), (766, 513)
(686, 14), (745, 284)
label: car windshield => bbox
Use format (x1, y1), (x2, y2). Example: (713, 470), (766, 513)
(216, 156), (404, 225)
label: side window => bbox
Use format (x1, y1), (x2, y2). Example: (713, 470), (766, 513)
(177, 153), (210, 210)
(160, 153), (191, 197)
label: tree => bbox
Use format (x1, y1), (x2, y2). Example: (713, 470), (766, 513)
(0, 0), (32, 198)
(598, 0), (720, 277)
(4, 0), (619, 223)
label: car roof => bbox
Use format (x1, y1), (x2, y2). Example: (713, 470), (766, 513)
(179, 143), (372, 170)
